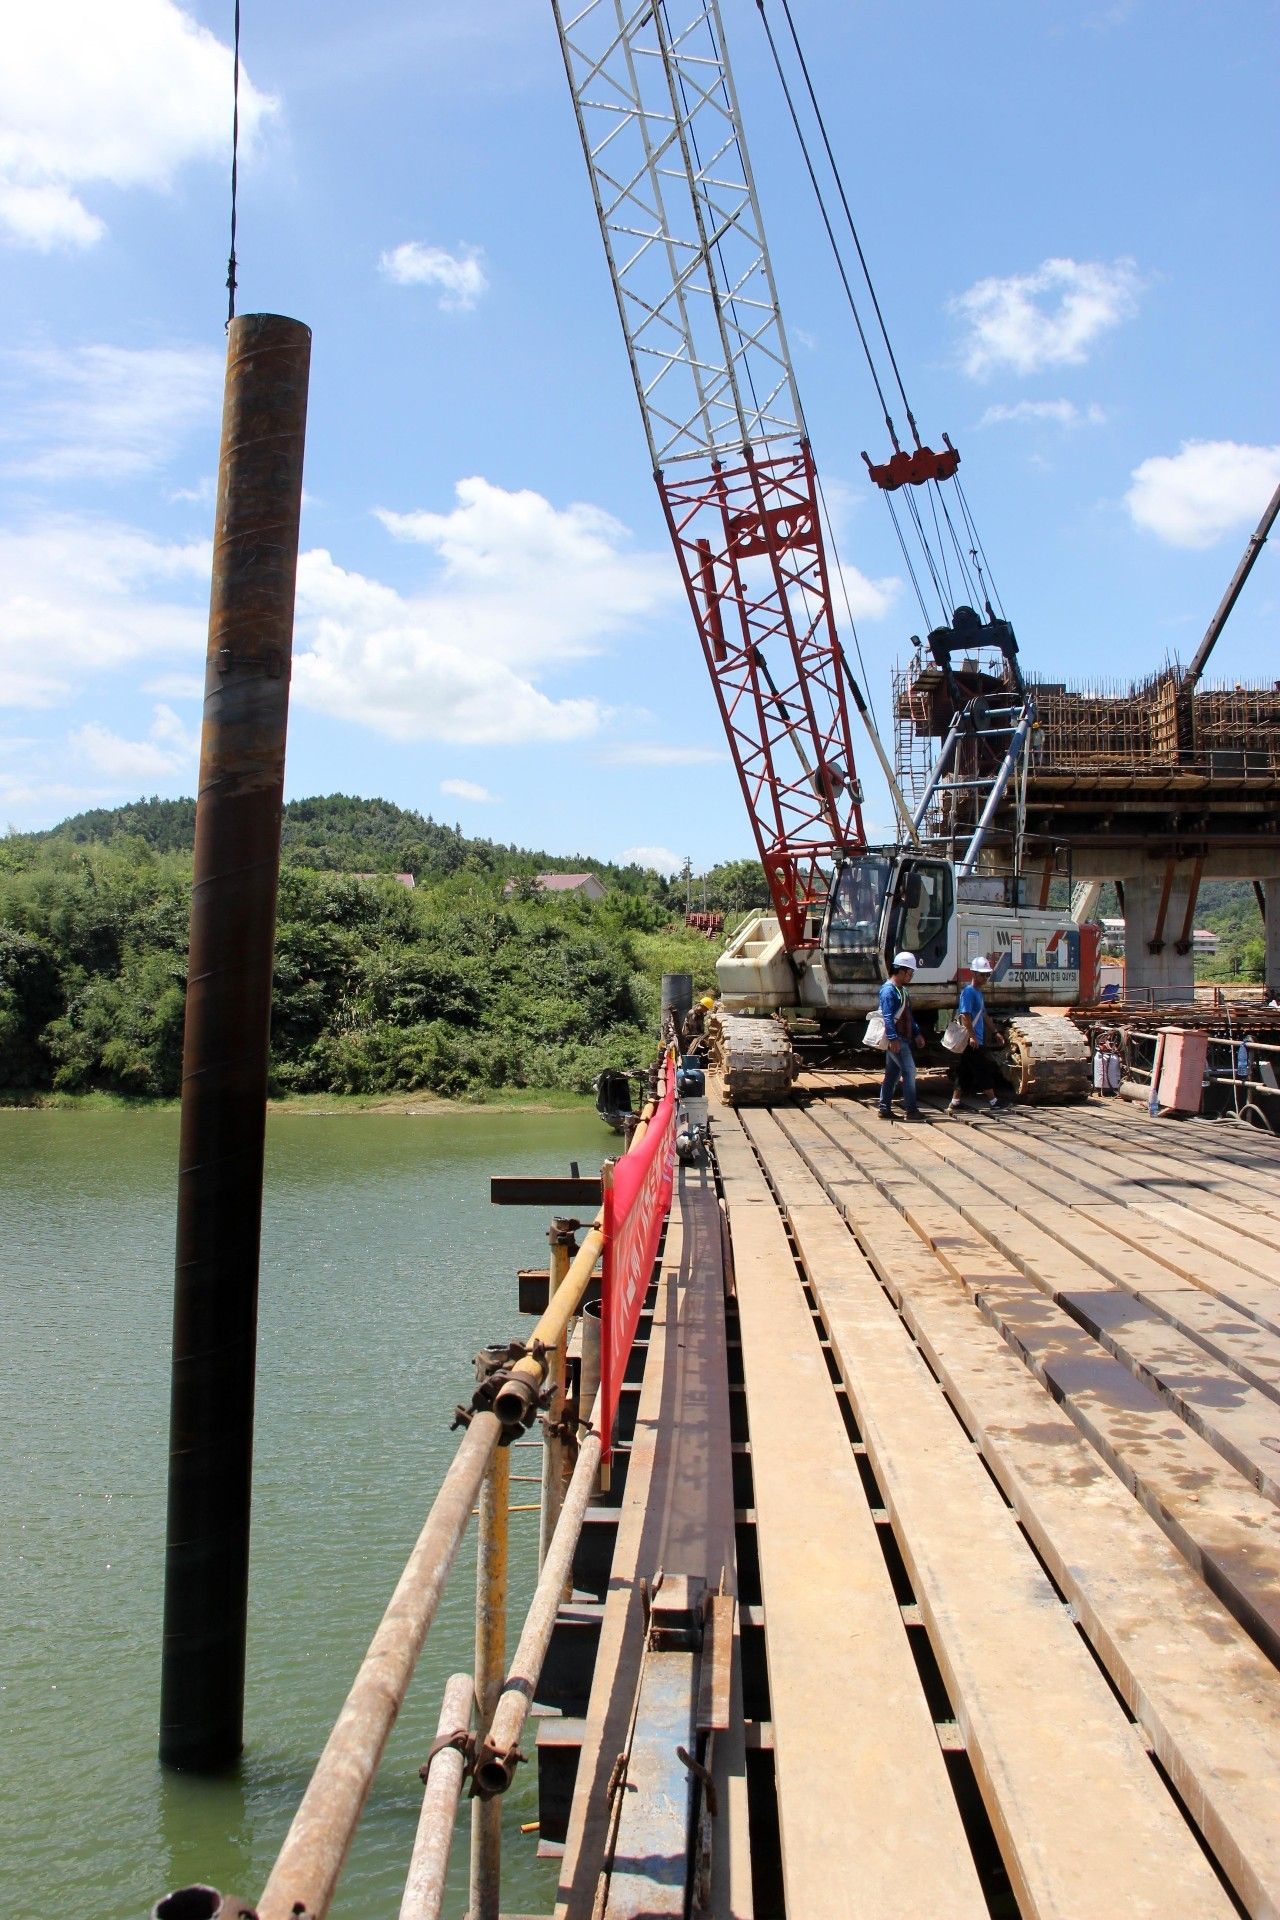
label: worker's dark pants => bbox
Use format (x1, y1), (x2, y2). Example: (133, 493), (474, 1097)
(952, 1045), (1002, 1098)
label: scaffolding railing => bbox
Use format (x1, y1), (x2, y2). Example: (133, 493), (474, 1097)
(154, 1074), (674, 1920)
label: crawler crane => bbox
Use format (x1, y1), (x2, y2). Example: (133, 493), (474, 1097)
(552, 0), (1095, 1101)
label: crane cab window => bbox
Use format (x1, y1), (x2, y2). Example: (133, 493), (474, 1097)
(887, 861), (953, 971)
(824, 854), (892, 983)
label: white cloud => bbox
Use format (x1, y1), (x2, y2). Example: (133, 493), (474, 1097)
(620, 845), (684, 875)
(0, 182), (104, 250)
(0, 0), (276, 249)
(440, 777), (498, 803)
(951, 258), (1141, 379)
(0, 515), (208, 707)
(978, 399), (1107, 429)
(0, 479), (675, 757)
(143, 671), (204, 700)
(379, 241), (489, 311)
(1125, 440), (1280, 549)
(1, 345), (222, 481)
(829, 562), (899, 624)
(293, 478), (676, 746)
(71, 702), (197, 783)
(597, 743), (726, 767)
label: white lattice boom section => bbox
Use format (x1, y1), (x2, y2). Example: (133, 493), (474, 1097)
(553, 0), (803, 467)
(552, 0), (866, 945)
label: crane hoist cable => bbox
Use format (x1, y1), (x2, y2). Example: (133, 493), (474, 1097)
(227, 0), (241, 325)
(664, 0), (883, 735)
(756, 0), (1007, 639)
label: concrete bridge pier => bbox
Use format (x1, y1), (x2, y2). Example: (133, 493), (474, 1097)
(1116, 866), (1201, 1003)
(1073, 851), (1280, 1003)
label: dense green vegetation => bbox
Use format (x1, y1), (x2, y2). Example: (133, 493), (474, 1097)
(6, 794), (1266, 1100)
(0, 795), (750, 1100)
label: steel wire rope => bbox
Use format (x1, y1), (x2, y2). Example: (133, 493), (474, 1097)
(755, 0), (967, 641)
(752, 0), (899, 449)
(226, 0), (241, 325)
(924, 481), (958, 610)
(771, 0), (922, 446)
(932, 481), (982, 608)
(762, 0), (1018, 650)
(953, 473), (1007, 619)
(883, 492), (933, 629)
(813, 466), (882, 734)
(900, 486), (949, 622)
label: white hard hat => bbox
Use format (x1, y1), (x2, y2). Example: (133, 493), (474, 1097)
(892, 950), (918, 971)
(970, 954), (994, 974)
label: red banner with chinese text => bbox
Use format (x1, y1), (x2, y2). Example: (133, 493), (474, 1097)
(598, 1055), (677, 1463)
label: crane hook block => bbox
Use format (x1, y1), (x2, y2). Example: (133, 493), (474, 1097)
(862, 443), (960, 491)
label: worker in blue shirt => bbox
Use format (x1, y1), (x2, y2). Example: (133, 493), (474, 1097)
(949, 955), (1005, 1113)
(878, 950), (925, 1121)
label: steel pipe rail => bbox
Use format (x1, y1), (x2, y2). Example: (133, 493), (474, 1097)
(470, 1447), (510, 1920)
(475, 1430), (605, 1798)
(399, 1673), (474, 1920)
(257, 1410), (503, 1920)
(492, 1097), (658, 1429)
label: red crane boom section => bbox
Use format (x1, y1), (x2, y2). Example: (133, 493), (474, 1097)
(658, 441), (864, 949)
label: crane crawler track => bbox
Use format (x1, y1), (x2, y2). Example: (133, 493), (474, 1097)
(709, 1013), (796, 1107)
(998, 1010), (1091, 1102)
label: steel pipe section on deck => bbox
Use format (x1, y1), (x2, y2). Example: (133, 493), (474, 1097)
(160, 313), (311, 1772)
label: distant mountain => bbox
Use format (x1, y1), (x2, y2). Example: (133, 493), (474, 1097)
(41, 792), (615, 884)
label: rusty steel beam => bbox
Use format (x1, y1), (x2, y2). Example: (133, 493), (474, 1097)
(160, 313), (311, 1771)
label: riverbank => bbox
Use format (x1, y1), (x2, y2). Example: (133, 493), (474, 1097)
(0, 1085), (595, 1116)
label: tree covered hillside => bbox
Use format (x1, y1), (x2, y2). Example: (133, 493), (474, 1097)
(0, 796), (751, 1099)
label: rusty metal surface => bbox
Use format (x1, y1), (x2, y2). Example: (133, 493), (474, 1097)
(470, 1444), (510, 1920)
(602, 1643), (697, 1918)
(160, 313), (311, 1771)
(400, 1672), (474, 1920)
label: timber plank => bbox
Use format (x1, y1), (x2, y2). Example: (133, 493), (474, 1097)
(813, 1101), (1280, 1664)
(1028, 1110), (1280, 1244)
(770, 1102), (1280, 1920)
(738, 1107), (1233, 1920)
(824, 1101), (1280, 1503)
(1058, 1103), (1280, 1196)
(940, 1109), (1280, 1338)
(905, 1112), (1280, 1430)
(714, 1119), (988, 1920)
(993, 1109), (1280, 1292)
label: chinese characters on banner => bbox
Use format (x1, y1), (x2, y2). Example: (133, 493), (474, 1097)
(597, 1055), (677, 1464)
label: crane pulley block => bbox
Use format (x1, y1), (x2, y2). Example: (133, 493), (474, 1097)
(862, 442), (961, 491)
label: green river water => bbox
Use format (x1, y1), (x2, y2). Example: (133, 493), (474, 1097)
(0, 1106), (610, 1919)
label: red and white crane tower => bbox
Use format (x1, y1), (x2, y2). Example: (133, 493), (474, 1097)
(552, 0), (868, 951)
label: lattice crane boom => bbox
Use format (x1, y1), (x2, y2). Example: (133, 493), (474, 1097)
(552, 0), (865, 948)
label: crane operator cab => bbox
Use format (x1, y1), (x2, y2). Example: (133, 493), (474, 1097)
(824, 851), (956, 984)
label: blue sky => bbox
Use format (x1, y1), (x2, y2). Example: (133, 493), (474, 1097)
(1, 0), (1276, 871)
